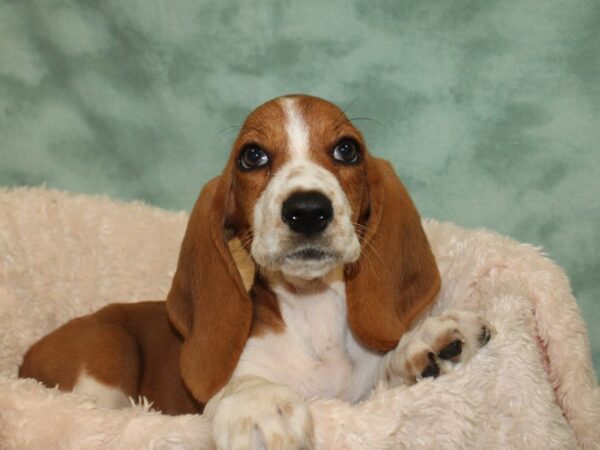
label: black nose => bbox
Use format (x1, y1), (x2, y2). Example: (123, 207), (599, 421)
(281, 191), (333, 236)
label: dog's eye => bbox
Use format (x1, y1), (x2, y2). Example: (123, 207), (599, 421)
(332, 139), (360, 164)
(239, 146), (269, 170)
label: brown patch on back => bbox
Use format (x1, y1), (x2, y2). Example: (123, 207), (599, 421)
(20, 301), (202, 415)
(19, 305), (140, 394)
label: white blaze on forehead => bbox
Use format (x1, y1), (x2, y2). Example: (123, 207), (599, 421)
(280, 97), (309, 159)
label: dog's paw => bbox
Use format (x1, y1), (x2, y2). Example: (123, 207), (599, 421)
(210, 377), (313, 450)
(384, 310), (495, 386)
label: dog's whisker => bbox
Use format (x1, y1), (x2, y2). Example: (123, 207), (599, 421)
(355, 232), (389, 281)
(337, 116), (386, 130)
(333, 98), (359, 129)
(354, 236), (381, 282)
(215, 123), (270, 144)
(239, 125), (268, 139)
(217, 125), (244, 135)
(352, 221), (370, 232)
(237, 232), (255, 250)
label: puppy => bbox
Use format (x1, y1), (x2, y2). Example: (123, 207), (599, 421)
(20, 94), (493, 449)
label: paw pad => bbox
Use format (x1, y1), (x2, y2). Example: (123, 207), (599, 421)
(438, 340), (462, 360)
(479, 326), (492, 345)
(420, 352), (440, 379)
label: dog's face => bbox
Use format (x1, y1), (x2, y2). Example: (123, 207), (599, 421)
(228, 96), (369, 280)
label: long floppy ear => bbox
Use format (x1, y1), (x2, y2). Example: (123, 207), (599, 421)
(345, 156), (441, 352)
(166, 171), (253, 405)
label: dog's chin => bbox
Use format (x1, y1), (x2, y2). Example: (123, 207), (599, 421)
(280, 257), (338, 280)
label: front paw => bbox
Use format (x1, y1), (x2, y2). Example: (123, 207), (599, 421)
(211, 377), (313, 450)
(384, 310), (495, 386)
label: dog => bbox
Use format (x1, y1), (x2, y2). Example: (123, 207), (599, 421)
(20, 94), (493, 449)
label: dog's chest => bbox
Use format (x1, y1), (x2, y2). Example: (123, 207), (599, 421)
(234, 280), (356, 400)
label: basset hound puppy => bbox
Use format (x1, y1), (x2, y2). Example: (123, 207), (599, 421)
(20, 94), (494, 449)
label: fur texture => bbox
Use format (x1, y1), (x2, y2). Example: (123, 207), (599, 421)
(1, 187), (599, 449)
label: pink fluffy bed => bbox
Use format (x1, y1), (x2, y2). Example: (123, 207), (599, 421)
(1, 187), (599, 449)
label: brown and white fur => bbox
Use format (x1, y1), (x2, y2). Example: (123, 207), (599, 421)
(20, 95), (493, 450)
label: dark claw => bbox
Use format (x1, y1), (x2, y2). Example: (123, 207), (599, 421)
(479, 326), (492, 345)
(438, 340), (462, 360)
(421, 352), (440, 379)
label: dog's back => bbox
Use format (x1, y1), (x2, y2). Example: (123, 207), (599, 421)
(19, 301), (202, 415)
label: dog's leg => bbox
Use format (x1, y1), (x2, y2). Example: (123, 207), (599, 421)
(379, 310), (495, 387)
(73, 369), (131, 408)
(20, 315), (141, 408)
(205, 376), (314, 450)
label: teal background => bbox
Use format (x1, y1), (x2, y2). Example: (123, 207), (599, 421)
(1, 0), (598, 378)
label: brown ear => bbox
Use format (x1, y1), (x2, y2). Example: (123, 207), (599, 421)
(166, 172), (252, 404)
(345, 156), (441, 352)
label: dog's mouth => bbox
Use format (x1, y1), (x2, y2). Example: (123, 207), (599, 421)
(251, 231), (359, 280)
(286, 247), (335, 261)
(274, 246), (340, 280)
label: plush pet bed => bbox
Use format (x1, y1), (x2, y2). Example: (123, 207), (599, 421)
(1, 187), (599, 449)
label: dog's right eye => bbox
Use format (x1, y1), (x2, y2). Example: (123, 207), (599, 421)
(332, 138), (360, 164)
(239, 146), (270, 170)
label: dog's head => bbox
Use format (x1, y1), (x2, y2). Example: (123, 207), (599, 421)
(166, 95), (440, 403)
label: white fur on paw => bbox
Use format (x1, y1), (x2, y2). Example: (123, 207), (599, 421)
(385, 310), (495, 386)
(211, 379), (313, 450)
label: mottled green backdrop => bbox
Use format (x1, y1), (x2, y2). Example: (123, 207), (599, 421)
(1, 0), (598, 377)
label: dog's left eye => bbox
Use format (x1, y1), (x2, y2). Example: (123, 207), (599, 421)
(332, 139), (360, 164)
(239, 146), (270, 170)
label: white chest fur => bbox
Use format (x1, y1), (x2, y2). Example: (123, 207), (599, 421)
(232, 271), (382, 403)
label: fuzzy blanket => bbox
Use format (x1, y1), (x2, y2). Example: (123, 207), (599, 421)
(1, 187), (598, 449)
